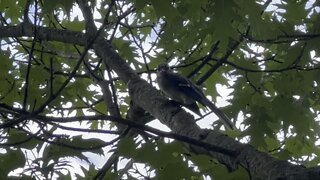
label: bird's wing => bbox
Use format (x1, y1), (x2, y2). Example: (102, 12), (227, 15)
(160, 71), (235, 130)
(165, 72), (205, 102)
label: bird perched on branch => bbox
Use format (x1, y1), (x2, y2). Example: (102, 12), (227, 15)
(156, 64), (234, 130)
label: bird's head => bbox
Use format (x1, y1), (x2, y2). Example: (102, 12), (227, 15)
(157, 64), (170, 73)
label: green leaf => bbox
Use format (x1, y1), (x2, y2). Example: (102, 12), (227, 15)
(117, 137), (137, 157)
(0, 149), (25, 176)
(42, 0), (75, 15)
(209, 0), (239, 50)
(112, 39), (139, 61)
(7, 128), (39, 149)
(151, 0), (180, 23)
(158, 161), (196, 179)
(132, 0), (150, 11)
(61, 17), (85, 31)
(42, 135), (105, 165)
(80, 164), (99, 180)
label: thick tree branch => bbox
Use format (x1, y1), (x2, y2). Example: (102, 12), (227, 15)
(76, 0), (97, 35)
(243, 33), (320, 44)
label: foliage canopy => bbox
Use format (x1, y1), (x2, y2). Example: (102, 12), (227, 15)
(0, 0), (320, 179)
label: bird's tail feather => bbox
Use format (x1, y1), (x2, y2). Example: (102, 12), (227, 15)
(201, 99), (234, 130)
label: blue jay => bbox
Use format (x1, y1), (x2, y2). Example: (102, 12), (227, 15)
(156, 64), (234, 130)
